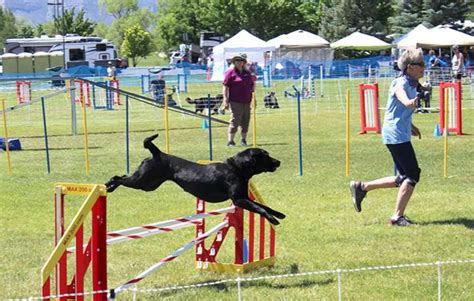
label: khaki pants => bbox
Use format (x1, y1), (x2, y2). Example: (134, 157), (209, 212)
(228, 101), (251, 134)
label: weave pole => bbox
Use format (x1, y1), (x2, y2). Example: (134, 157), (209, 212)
(41, 96), (51, 174)
(207, 94), (213, 161)
(1, 98), (12, 174)
(113, 221), (229, 296)
(164, 94), (170, 154)
(345, 89), (350, 177)
(80, 94), (90, 175)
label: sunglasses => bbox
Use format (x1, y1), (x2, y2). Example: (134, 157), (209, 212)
(234, 59), (245, 62)
(410, 62), (425, 67)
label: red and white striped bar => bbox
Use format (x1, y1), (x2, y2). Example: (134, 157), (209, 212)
(113, 220), (229, 295)
(108, 207), (233, 238)
(67, 207), (234, 253)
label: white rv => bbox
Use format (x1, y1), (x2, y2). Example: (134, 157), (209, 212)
(4, 35), (118, 68)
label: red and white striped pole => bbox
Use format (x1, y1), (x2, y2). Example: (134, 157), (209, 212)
(113, 220), (229, 295)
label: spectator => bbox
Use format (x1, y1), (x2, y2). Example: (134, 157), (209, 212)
(349, 48), (423, 227)
(107, 61), (116, 80)
(222, 53), (255, 147)
(451, 45), (464, 80)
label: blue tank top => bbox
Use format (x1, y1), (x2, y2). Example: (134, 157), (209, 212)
(382, 75), (417, 144)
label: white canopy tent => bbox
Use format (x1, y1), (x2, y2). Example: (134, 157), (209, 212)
(330, 32), (391, 50)
(413, 26), (474, 48)
(395, 24), (431, 49)
(266, 30), (333, 76)
(210, 30), (275, 81)
(267, 29), (329, 48)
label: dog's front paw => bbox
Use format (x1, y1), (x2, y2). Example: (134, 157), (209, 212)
(267, 216), (280, 225)
(273, 211), (286, 219)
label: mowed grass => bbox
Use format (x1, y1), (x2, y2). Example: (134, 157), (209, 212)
(0, 77), (473, 300)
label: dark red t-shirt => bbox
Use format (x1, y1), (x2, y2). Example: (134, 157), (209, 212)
(223, 68), (254, 103)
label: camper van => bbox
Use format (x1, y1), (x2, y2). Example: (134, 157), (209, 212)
(4, 35), (118, 68)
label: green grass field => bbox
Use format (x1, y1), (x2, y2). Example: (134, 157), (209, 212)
(1, 76), (473, 300)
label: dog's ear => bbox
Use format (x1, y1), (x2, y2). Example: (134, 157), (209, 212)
(230, 151), (257, 177)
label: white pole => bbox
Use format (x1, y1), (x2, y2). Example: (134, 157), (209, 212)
(237, 276), (242, 301)
(320, 65), (324, 97)
(437, 260), (442, 301)
(337, 268), (342, 301)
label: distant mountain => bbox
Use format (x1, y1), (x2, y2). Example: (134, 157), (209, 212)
(0, 0), (157, 25)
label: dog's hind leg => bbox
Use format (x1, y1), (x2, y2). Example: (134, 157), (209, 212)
(106, 172), (165, 192)
(233, 198), (280, 225)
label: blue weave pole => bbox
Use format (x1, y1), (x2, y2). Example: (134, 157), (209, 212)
(41, 97), (51, 174)
(207, 94), (213, 161)
(296, 90), (303, 176)
(125, 95), (130, 175)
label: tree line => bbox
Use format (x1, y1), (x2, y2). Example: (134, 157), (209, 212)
(0, 0), (472, 65)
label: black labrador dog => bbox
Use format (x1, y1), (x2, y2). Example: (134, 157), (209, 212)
(105, 134), (285, 225)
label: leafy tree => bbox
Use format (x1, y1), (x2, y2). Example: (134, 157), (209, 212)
(106, 9), (154, 52)
(319, 0), (392, 42)
(53, 8), (95, 36)
(19, 25), (34, 38)
(98, 0), (139, 19)
(121, 24), (152, 66)
(420, 0), (472, 27)
(153, 0), (328, 53)
(0, 7), (18, 53)
(389, 0), (429, 34)
(35, 24), (45, 37)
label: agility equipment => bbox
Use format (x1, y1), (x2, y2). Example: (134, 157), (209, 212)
(177, 74), (188, 93)
(359, 83), (381, 134)
(439, 81), (462, 135)
(108, 80), (121, 106)
(41, 181), (276, 300)
(16, 80), (32, 104)
(195, 181), (276, 272)
(72, 80), (91, 107)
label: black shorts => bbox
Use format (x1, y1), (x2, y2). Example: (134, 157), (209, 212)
(386, 142), (421, 183)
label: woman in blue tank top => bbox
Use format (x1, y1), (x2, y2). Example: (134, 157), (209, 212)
(349, 48), (424, 226)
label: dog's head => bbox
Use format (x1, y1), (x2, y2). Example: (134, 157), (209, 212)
(228, 148), (280, 178)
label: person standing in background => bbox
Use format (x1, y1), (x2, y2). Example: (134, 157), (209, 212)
(222, 53), (255, 147)
(107, 61), (117, 80)
(451, 45), (464, 80)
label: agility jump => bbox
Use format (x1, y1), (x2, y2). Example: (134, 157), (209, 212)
(439, 81), (462, 136)
(41, 182), (276, 300)
(359, 83), (381, 134)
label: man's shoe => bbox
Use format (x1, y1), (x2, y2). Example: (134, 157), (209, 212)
(241, 139), (247, 146)
(350, 181), (366, 213)
(389, 216), (415, 226)
(227, 141), (236, 147)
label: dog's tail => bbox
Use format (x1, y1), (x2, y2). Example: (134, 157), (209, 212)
(144, 134), (161, 156)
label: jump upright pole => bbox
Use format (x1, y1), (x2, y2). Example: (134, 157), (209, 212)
(444, 88), (449, 178)
(1, 99), (12, 174)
